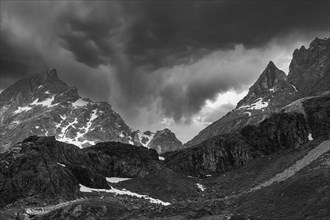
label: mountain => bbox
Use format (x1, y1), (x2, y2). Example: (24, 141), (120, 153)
(147, 128), (183, 154)
(166, 88), (330, 177)
(1, 92), (328, 219)
(0, 38), (329, 220)
(288, 37), (330, 96)
(0, 70), (182, 153)
(185, 61), (299, 147)
(185, 37), (329, 148)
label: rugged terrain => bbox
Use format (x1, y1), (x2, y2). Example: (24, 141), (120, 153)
(0, 37), (329, 220)
(0, 70), (182, 153)
(186, 37), (329, 148)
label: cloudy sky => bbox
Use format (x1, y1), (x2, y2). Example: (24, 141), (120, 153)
(1, 0), (329, 142)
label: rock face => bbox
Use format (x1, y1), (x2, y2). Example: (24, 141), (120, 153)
(166, 112), (309, 177)
(281, 92), (330, 139)
(288, 37), (330, 96)
(240, 113), (309, 154)
(0, 136), (159, 207)
(165, 133), (254, 177)
(185, 61), (298, 148)
(148, 128), (183, 154)
(0, 70), (182, 153)
(185, 37), (329, 148)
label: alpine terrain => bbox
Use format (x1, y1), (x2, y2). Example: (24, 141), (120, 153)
(185, 37), (329, 148)
(0, 37), (329, 220)
(0, 70), (183, 153)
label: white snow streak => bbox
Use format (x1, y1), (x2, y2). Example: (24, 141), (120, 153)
(238, 98), (269, 110)
(30, 96), (58, 108)
(196, 183), (206, 191)
(14, 106), (32, 113)
(79, 184), (170, 206)
(57, 162), (66, 167)
(106, 177), (132, 183)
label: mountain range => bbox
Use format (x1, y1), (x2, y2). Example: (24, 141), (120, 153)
(0, 70), (183, 153)
(0, 37), (329, 220)
(185, 37), (330, 148)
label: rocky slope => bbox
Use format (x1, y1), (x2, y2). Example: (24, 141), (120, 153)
(0, 136), (163, 207)
(288, 37), (330, 96)
(185, 61), (299, 148)
(166, 93), (329, 177)
(165, 112), (309, 177)
(0, 70), (182, 153)
(185, 37), (329, 148)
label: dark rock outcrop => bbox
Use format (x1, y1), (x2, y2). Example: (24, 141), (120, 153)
(166, 112), (309, 177)
(241, 113), (309, 154)
(0, 136), (159, 207)
(288, 37), (330, 96)
(165, 133), (254, 178)
(302, 94), (330, 139)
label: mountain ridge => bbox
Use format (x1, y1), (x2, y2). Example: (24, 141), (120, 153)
(185, 37), (329, 148)
(0, 70), (183, 153)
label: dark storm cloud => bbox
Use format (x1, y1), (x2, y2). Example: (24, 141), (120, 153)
(1, 0), (329, 123)
(159, 76), (232, 122)
(57, 1), (330, 68)
(0, 29), (45, 87)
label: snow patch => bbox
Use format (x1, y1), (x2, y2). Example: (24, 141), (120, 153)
(196, 183), (206, 191)
(30, 96), (58, 108)
(159, 156), (165, 161)
(106, 177), (132, 183)
(308, 133), (313, 141)
(56, 118), (95, 148)
(72, 98), (89, 108)
(14, 106), (32, 114)
(249, 98), (269, 110)
(79, 184), (170, 206)
(238, 98), (268, 110)
(57, 162), (66, 167)
(37, 85), (43, 89)
(269, 88), (275, 92)
(45, 91), (50, 94)
(291, 84), (298, 92)
(137, 131), (155, 148)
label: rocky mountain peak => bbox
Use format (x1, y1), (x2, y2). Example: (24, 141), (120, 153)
(288, 37), (329, 96)
(253, 61), (287, 91)
(236, 61), (291, 108)
(148, 128), (183, 154)
(0, 70), (184, 153)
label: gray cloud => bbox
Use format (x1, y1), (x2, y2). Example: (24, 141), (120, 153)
(1, 0), (329, 128)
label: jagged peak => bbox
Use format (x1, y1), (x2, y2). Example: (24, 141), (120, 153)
(310, 37), (329, 47)
(266, 61), (276, 68)
(254, 61), (286, 90)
